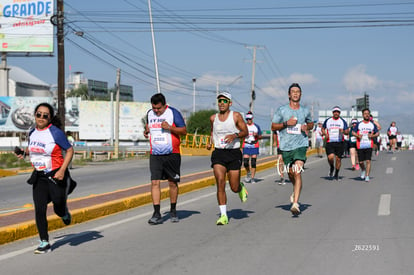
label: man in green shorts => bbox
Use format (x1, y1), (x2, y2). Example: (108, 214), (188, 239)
(271, 83), (314, 215)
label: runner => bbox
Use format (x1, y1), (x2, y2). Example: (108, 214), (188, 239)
(273, 130), (285, 185)
(206, 91), (249, 225)
(144, 93), (187, 224)
(314, 121), (324, 158)
(353, 108), (379, 182)
(322, 106), (349, 181)
(348, 119), (360, 171)
(396, 132), (403, 151)
(370, 114), (382, 156)
(242, 111), (262, 184)
(271, 83), (314, 216)
(387, 121), (398, 153)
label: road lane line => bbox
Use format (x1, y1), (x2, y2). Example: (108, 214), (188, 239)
(378, 194), (391, 216)
(391, 157), (396, 161)
(386, 167), (393, 174)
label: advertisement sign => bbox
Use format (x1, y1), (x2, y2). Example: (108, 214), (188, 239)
(79, 101), (151, 140)
(0, 96), (53, 131)
(0, 0), (54, 52)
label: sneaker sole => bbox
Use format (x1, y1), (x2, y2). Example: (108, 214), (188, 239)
(34, 248), (51, 254)
(291, 207), (301, 216)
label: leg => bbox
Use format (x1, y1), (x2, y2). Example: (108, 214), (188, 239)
(250, 155), (257, 180)
(168, 181), (178, 204)
(365, 160), (372, 176)
(213, 164), (228, 206)
(228, 169), (242, 193)
(151, 180), (161, 205)
(33, 177), (50, 242)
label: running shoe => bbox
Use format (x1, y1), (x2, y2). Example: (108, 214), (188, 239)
(216, 214), (228, 225)
(360, 170), (366, 180)
(278, 178), (286, 185)
(290, 203), (301, 216)
(34, 240), (51, 254)
(170, 211), (179, 223)
(351, 165), (355, 171)
(61, 208), (71, 225)
(244, 172), (251, 183)
(250, 178), (257, 184)
(376, 150), (379, 156)
(355, 164), (360, 171)
(290, 192), (294, 203)
(365, 176), (370, 182)
(238, 182), (248, 202)
(148, 213), (163, 225)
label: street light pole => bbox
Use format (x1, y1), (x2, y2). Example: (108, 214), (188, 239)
(192, 78), (196, 113)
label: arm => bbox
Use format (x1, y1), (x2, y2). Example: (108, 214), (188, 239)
(54, 147), (74, 181)
(206, 114), (215, 150)
(224, 112), (248, 143)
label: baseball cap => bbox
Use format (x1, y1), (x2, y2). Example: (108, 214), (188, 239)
(351, 118), (358, 124)
(332, 106), (341, 113)
(245, 113), (253, 119)
(217, 91), (231, 100)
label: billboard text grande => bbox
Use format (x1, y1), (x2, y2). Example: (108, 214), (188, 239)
(2, 1), (52, 17)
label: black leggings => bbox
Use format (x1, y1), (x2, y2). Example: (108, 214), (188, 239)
(33, 174), (68, 241)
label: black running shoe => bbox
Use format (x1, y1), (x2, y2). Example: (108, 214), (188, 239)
(148, 213), (163, 225)
(170, 211), (179, 223)
(34, 240), (51, 254)
(62, 208), (71, 225)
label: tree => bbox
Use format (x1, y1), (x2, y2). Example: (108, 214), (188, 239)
(186, 109), (216, 135)
(66, 84), (89, 99)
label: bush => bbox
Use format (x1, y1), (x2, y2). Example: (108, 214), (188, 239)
(0, 153), (32, 169)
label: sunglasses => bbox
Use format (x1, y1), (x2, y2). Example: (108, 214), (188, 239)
(35, 112), (49, 119)
(246, 118), (252, 120)
(218, 98), (230, 104)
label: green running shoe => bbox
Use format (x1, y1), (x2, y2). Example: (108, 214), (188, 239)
(238, 182), (248, 203)
(216, 214), (228, 225)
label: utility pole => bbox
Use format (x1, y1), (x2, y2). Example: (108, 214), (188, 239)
(57, 0), (65, 131)
(114, 69), (120, 159)
(192, 78), (196, 113)
(246, 46), (262, 112)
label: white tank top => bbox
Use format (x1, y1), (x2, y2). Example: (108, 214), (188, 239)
(212, 111), (240, 149)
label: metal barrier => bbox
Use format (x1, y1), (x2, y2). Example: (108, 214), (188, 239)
(181, 134), (211, 149)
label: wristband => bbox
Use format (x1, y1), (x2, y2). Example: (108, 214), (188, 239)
(283, 121), (288, 128)
(234, 132), (239, 138)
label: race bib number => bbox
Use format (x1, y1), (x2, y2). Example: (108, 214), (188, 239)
(287, 124), (301, 135)
(329, 128), (341, 141)
(153, 133), (168, 145)
(30, 156), (51, 171)
(350, 136), (357, 143)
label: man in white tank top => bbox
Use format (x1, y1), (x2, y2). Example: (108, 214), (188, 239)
(206, 91), (249, 225)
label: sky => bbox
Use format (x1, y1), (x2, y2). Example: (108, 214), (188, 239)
(6, 0), (414, 134)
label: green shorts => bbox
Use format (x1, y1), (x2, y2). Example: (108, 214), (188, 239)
(281, 147), (308, 166)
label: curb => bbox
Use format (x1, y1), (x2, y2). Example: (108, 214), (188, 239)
(0, 151), (315, 245)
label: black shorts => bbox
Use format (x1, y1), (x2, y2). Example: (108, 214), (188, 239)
(389, 135), (397, 140)
(150, 153), (181, 182)
(349, 142), (357, 149)
(211, 149), (242, 171)
(358, 148), (373, 162)
(325, 142), (344, 158)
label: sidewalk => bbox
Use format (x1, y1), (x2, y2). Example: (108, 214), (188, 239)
(0, 154), (287, 245)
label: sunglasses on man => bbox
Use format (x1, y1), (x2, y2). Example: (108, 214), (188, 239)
(217, 98), (230, 104)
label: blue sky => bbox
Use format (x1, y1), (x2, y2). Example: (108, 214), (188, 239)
(7, 0), (414, 133)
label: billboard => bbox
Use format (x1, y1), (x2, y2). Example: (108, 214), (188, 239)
(79, 101), (151, 140)
(0, 0), (54, 52)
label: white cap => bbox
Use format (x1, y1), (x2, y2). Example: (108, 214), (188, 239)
(332, 106), (341, 113)
(217, 91), (231, 100)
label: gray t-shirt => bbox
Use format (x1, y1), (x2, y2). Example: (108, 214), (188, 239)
(272, 104), (312, 151)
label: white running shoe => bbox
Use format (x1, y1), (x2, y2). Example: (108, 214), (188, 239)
(291, 203), (301, 215)
(360, 170), (366, 180)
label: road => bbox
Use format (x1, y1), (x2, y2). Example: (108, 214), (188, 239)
(0, 155), (212, 213)
(1, 151), (414, 274)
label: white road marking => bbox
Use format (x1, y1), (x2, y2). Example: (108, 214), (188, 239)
(391, 157), (396, 161)
(386, 167), (393, 174)
(378, 194), (391, 216)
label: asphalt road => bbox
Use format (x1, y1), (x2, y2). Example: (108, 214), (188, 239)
(0, 155), (212, 213)
(1, 151), (414, 274)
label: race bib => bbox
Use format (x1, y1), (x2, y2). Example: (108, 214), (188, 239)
(152, 133), (168, 145)
(329, 128), (340, 141)
(30, 156), (51, 171)
(287, 124), (301, 135)
(350, 136), (357, 143)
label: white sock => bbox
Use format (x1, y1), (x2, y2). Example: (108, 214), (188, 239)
(219, 205), (227, 216)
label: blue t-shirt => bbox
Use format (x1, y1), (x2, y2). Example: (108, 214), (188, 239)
(272, 104), (312, 151)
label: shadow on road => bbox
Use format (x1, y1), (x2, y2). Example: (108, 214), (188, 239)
(51, 230), (104, 251)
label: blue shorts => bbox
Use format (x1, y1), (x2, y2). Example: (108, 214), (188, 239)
(243, 147), (259, 156)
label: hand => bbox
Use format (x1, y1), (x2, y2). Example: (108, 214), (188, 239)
(224, 133), (236, 143)
(206, 143), (212, 150)
(287, 116), (297, 126)
(54, 169), (65, 181)
(161, 121), (171, 130)
(143, 130), (149, 139)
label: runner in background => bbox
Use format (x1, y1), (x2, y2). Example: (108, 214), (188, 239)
(314, 121), (324, 158)
(242, 111), (262, 184)
(348, 118), (360, 171)
(396, 132), (403, 151)
(387, 121), (398, 153)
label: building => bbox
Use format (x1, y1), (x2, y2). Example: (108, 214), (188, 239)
(0, 66), (51, 97)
